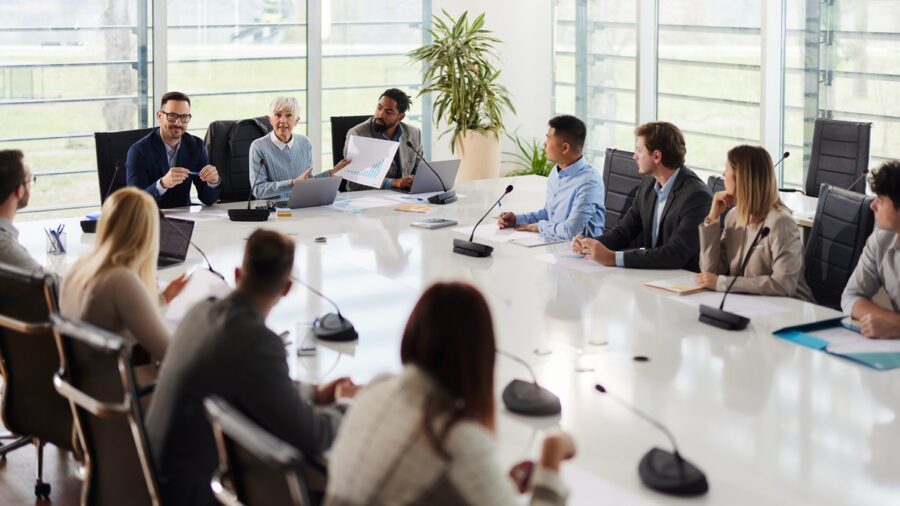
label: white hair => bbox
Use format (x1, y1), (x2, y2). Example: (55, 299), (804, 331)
(269, 96), (299, 116)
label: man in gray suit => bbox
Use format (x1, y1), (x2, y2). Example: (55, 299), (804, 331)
(146, 229), (358, 506)
(573, 121), (712, 271)
(343, 88), (423, 191)
(0, 150), (41, 271)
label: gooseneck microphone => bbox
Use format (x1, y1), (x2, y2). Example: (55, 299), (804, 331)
(104, 161), (123, 203)
(82, 161), (124, 233)
(290, 275), (358, 342)
(452, 185), (514, 258)
(496, 349), (561, 416)
(594, 384), (708, 496)
(228, 157), (271, 221)
(698, 226), (771, 330)
(159, 211), (225, 280)
(846, 169), (869, 192)
(405, 141), (457, 205)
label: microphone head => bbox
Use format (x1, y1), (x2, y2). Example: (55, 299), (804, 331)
(782, 151), (790, 159)
(594, 384), (607, 394)
(760, 227), (771, 239)
(505, 184), (513, 194)
(406, 140), (414, 148)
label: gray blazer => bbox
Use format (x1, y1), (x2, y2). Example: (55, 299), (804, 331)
(146, 291), (344, 506)
(699, 206), (815, 302)
(342, 118), (422, 191)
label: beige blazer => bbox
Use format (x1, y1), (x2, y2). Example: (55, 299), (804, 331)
(699, 206), (814, 302)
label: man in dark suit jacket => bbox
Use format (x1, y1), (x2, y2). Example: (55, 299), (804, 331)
(146, 229), (359, 506)
(126, 91), (220, 208)
(573, 122), (712, 271)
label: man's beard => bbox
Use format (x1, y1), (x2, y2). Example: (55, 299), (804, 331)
(17, 188), (29, 209)
(372, 118), (394, 133)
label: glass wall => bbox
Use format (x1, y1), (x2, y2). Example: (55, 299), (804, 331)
(554, 0), (637, 165)
(0, 0), (151, 219)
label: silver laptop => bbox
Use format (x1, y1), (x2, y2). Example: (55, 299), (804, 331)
(396, 159), (461, 194)
(285, 176), (342, 209)
(158, 217), (194, 268)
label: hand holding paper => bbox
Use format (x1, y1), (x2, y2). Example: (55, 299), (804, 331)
(336, 136), (400, 188)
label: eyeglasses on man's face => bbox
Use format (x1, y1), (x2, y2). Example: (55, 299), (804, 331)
(22, 174), (36, 187)
(159, 111), (192, 123)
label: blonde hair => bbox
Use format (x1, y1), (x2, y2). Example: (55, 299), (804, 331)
(728, 145), (785, 227)
(67, 187), (160, 302)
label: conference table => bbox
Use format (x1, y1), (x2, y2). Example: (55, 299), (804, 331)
(18, 175), (898, 505)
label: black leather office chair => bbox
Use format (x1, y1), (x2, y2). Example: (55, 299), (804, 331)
(205, 117), (272, 202)
(94, 128), (154, 204)
(51, 314), (160, 506)
(330, 115), (370, 192)
(204, 396), (311, 506)
(804, 118), (871, 197)
(0, 263), (74, 499)
(602, 148), (643, 232)
(803, 184), (875, 310)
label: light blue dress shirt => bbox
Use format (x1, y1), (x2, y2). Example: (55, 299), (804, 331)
(514, 156), (605, 240)
(615, 168), (681, 267)
(154, 133), (220, 195)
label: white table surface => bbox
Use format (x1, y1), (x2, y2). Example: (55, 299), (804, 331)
(17, 175), (899, 506)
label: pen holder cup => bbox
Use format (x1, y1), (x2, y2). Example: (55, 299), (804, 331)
(46, 230), (67, 255)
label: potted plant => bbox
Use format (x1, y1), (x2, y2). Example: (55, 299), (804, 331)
(409, 10), (515, 181)
(504, 134), (554, 177)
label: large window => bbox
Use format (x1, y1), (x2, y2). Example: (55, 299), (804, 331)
(0, 0), (151, 219)
(783, 2), (900, 187)
(554, 0), (637, 164)
(321, 1), (428, 168)
(657, 1), (761, 174)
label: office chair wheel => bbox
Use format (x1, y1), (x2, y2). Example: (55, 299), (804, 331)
(35, 482), (51, 499)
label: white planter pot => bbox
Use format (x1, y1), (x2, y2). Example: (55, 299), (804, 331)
(455, 130), (501, 181)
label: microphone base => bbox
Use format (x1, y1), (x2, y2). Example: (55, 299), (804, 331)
(502, 379), (561, 416)
(639, 448), (708, 496)
(228, 209), (270, 222)
(698, 304), (750, 330)
(312, 313), (358, 342)
(80, 220), (98, 234)
(427, 190), (458, 205)
(452, 239), (493, 258)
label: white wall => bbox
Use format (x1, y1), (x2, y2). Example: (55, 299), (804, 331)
(428, 0), (554, 174)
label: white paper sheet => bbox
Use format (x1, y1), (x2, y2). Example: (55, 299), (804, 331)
(330, 196), (398, 212)
(670, 291), (790, 318)
(452, 224), (535, 243)
(519, 465), (652, 506)
(534, 252), (617, 273)
(336, 136), (399, 188)
(813, 326), (900, 354)
(164, 208), (229, 222)
(164, 268), (232, 323)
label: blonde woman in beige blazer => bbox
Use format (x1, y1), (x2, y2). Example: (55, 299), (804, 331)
(695, 145), (814, 302)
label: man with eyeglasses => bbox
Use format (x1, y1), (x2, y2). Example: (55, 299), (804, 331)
(126, 91), (220, 208)
(0, 149), (41, 270)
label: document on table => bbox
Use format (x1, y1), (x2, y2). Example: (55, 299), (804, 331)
(811, 326), (900, 354)
(534, 251), (616, 273)
(516, 464), (653, 506)
(670, 290), (790, 318)
(164, 268), (231, 323)
(645, 276), (705, 295)
(452, 224), (536, 243)
(335, 136), (399, 188)
(330, 195), (398, 212)
(164, 208), (229, 222)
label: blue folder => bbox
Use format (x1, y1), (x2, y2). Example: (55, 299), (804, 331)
(774, 318), (900, 371)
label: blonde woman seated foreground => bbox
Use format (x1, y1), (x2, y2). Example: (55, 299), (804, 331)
(60, 187), (188, 361)
(326, 282), (575, 506)
(695, 145), (814, 302)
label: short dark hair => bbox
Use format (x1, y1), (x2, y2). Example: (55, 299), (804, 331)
(0, 150), (25, 203)
(400, 282), (495, 457)
(379, 88), (412, 113)
(548, 115), (587, 151)
(635, 121), (687, 169)
(239, 229), (295, 296)
(160, 91), (191, 108)
(869, 160), (900, 209)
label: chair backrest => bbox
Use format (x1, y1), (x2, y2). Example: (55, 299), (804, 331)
(803, 184), (875, 310)
(805, 118), (872, 197)
(204, 396), (310, 506)
(51, 314), (159, 506)
(330, 115), (371, 166)
(602, 148), (643, 231)
(706, 175), (725, 194)
(0, 263), (74, 451)
(94, 128), (154, 204)
(205, 117), (273, 202)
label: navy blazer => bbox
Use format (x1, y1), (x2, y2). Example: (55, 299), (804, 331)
(125, 128), (220, 208)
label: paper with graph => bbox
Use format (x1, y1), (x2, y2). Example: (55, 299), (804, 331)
(336, 135), (399, 188)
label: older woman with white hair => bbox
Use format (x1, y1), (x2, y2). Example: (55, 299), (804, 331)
(248, 96), (349, 200)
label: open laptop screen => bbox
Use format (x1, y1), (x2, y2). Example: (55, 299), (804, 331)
(159, 217), (194, 261)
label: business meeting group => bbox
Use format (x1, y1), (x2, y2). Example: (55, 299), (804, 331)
(0, 83), (898, 506)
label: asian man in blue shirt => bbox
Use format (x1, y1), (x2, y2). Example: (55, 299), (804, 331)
(498, 115), (605, 240)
